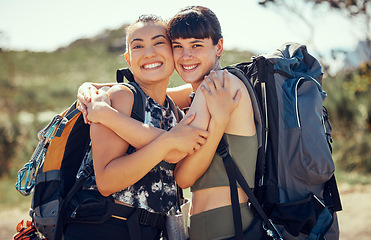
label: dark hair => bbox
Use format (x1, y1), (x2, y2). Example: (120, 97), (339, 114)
(126, 14), (166, 34)
(167, 6), (223, 45)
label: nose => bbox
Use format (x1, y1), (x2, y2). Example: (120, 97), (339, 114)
(144, 46), (156, 58)
(181, 48), (193, 61)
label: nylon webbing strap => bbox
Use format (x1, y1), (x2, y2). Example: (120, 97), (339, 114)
(116, 68), (135, 83)
(306, 207), (333, 240)
(217, 137), (283, 240)
(53, 164), (94, 240)
(325, 175), (342, 212)
(126, 210), (141, 240)
(223, 154), (243, 239)
(55, 105), (81, 137)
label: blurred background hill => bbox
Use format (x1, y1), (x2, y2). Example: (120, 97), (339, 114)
(0, 24), (258, 178)
(1, 18), (370, 186)
(1, 24), (370, 239)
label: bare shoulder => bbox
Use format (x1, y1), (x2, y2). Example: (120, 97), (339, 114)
(107, 84), (135, 114)
(167, 83), (193, 110)
(212, 70), (251, 99)
(213, 70), (246, 87)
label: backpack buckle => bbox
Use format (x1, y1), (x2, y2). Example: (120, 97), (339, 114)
(216, 137), (229, 158)
(138, 209), (164, 227)
(81, 164), (94, 179)
(138, 209), (150, 225)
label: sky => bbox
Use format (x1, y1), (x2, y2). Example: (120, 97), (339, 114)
(0, 0), (362, 58)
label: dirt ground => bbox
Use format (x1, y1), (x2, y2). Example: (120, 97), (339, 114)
(1, 183), (370, 240)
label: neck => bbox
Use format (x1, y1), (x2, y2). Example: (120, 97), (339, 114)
(135, 79), (169, 106)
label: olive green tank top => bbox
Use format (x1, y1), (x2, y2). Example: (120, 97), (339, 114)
(191, 133), (257, 192)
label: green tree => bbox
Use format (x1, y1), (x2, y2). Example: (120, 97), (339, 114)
(258, 0), (371, 74)
(0, 50), (21, 177)
(259, 0), (371, 42)
(324, 61), (371, 173)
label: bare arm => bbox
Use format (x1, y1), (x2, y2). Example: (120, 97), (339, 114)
(175, 70), (248, 189)
(80, 85), (190, 161)
(166, 83), (193, 110)
(92, 86), (209, 196)
(78, 82), (192, 147)
(79, 82), (192, 122)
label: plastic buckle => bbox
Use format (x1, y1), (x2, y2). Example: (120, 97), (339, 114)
(262, 219), (284, 240)
(138, 209), (150, 225)
(81, 164), (94, 179)
(216, 138), (229, 158)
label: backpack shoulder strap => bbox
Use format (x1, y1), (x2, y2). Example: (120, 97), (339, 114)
(166, 95), (184, 122)
(116, 68), (135, 83)
(120, 81), (146, 122)
(223, 66), (266, 189)
(54, 73), (146, 240)
(115, 68), (145, 122)
(216, 137), (283, 240)
(55, 101), (81, 137)
(223, 67), (264, 148)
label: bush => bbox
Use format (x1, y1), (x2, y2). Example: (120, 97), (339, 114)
(324, 61), (371, 173)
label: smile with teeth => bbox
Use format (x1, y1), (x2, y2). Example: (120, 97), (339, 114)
(182, 64), (198, 70)
(143, 62), (162, 69)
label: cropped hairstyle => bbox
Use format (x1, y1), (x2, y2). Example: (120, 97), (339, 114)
(167, 6), (223, 45)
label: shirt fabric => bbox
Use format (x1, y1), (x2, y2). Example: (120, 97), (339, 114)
(78, 91), (178, 214)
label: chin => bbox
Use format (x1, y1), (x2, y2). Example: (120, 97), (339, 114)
(179, 73), (200, 84)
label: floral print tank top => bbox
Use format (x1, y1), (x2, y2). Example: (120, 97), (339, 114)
(78, 92), (178, 214)
(112, 95), (178, 213)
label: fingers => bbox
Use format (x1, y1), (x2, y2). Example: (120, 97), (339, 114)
(171, 124), (208, 155)
(180, 112), (196, 125)
(223, 70), (230, 90)
(191, 129), (208, 153)
(196, 128), (209, 139)
(233, 89), (242, 105)
(189, 134), (207, 155)
(193, 143), (201, 151)
(77, 92), (90, 106)
(77, 85), (95, 124)
(88, 86), (98, 101)
(188, 149), (195, 155)
(203, 70), (229, 94)
(203, 71), (219, 94)
(77, 99), (88, 124)
(211, 70), (222, 90)
(77, 99), (87, 113)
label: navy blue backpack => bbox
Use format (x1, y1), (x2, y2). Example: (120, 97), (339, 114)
(218, 42), (342, 240)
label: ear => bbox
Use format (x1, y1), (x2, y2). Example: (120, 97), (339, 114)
(215, 38), (223, 58)
(124, 52), (131, 66)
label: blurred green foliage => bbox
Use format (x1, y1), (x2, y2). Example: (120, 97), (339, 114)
(0, 25), (255, 177)
(324, 62), (371, 173)
(0, 24), (369, 179)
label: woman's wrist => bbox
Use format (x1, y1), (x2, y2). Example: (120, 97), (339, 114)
(210, 115), (229, 131)
(97, 103), (117, 125)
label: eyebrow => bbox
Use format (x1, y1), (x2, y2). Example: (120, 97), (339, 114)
(171, 39), (204, 44)
(130, 34), (167, 44)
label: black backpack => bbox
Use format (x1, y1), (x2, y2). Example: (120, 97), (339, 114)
(16, 68), (182, 240)
(217, 42), (342, 240)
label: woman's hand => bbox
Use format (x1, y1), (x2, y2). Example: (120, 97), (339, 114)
(162, 113), (209, 163)
(82, 89), (111, 124)
(77, 83), (98, 124)
(201, 70), (242, 126)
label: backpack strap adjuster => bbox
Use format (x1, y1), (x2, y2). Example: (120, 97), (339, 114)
(81, 164), (94, 179)
(138, 209), (159, 225)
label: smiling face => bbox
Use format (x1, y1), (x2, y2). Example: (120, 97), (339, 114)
(167, 6), (224, 89)
(125, 22), (174, 86)
(171, 37), (223, 88)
